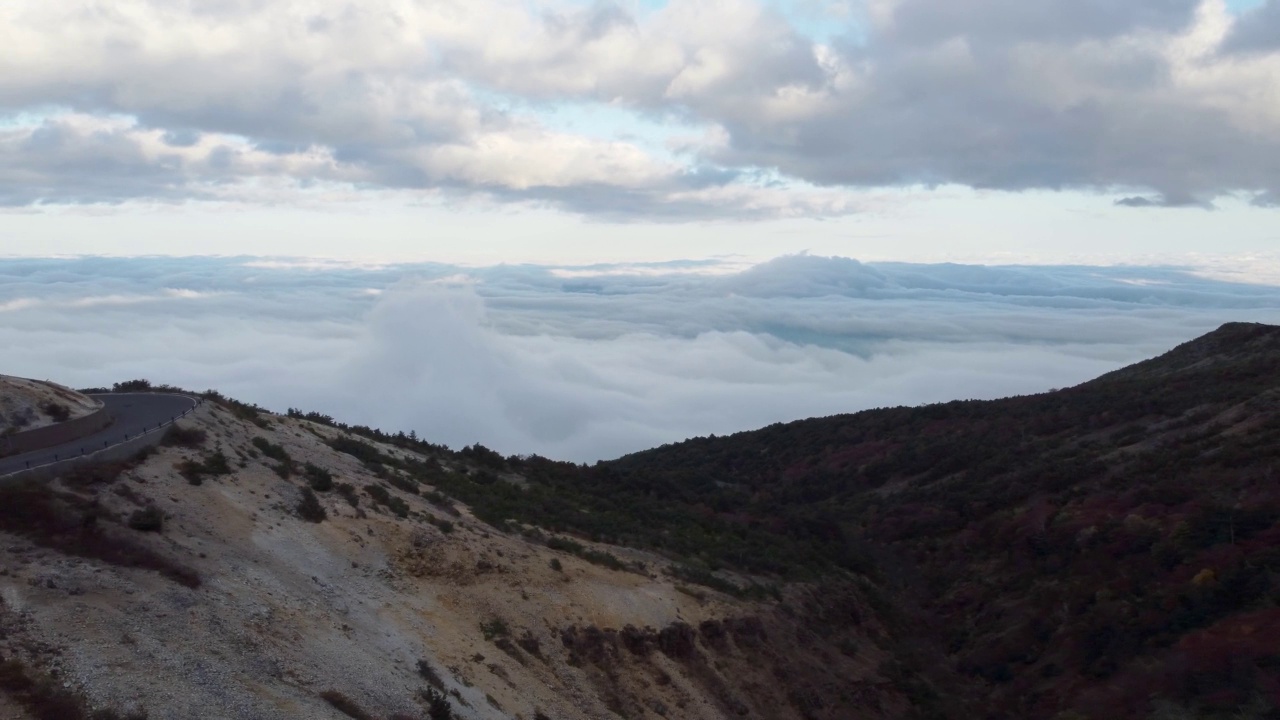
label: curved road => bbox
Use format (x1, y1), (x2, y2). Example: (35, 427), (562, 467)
(0, 393), (198, 476)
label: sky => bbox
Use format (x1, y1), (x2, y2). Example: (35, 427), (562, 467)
(0, 0), (1278, 263)
(2, 0), (1279, 460)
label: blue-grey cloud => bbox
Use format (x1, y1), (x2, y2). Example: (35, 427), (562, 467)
(1223, 0), (1280, 53)
(2, 0), (1277, 217)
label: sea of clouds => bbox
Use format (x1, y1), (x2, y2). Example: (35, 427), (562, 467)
(2, 254), (1279, 462)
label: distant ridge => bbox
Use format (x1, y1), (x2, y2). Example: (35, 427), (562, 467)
(1090, 321), (1280, 383)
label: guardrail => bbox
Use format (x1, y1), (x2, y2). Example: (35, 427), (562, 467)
(0, 396), (205, 483)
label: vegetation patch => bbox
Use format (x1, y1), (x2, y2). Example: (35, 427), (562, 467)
(296, 488), (327, 523)
(303, 462), (333, 492)
(126, 506), (164, 533)
(39, 401), (71, 423)
(0, 657), (148, 720)
(480, 617), (510, 641)
(364, 484), (409, 518)
(160, 424), (206, 449)
(335, 482), (360, 508)
(176, 450), (231, 485)
(318, 690), (373, 720)
(251, 437), (293, 478)
(0, 478), (199, 588)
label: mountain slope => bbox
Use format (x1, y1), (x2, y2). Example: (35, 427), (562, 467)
(589, 322), (1280, 718)
(0, 393), (912, 720)
(2, 323), (1278, 719)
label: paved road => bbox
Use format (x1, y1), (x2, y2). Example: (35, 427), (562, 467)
(0, 393), (198, 476)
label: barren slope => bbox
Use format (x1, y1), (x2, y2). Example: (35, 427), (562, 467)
(0, 377), (99, 435)
(0, 398), (908, 720)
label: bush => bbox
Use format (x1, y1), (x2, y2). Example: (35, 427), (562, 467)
(304, 463), (334, 492)
(40, 401), (71, 423)
(251, 437), (293, 477)
(297, 488), (326, 523)
(546, 536), (585, 554)
(364, 484), (409, 517)
(335, 483), (360, 508)
(385, 473), (420, 495)
(318, 691), (372, 720)
(423, 688), (454, 720)
(161, 424), (206, 448)
(329, 437), (388, 465)
(127, 506), (164, 533)
(480, 617), (510, 641)
(178, 450), (232, 484)
(549, 558), (563, 572)
(417, 660), (446, 690)
(0, 482), (198, 588)
(0, 657), (149, 720)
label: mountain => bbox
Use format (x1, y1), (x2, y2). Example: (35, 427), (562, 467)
(0, 323), (1278, 719)
(591, 322), (1280, 718)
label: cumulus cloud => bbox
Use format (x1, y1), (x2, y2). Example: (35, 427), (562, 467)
(2, 254), (1279, 461)
(1, 0), (1277, 217)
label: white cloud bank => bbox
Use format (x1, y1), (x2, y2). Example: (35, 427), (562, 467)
(2, 254), (1278, 461)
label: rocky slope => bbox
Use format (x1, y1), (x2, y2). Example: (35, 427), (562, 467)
(0, 396), (910, 720)
(0, 377), (99, 436)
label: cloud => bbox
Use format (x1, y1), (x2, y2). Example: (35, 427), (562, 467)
(1115, 193), (1213, 208)
(2, 254), (1279, 461)
(2, 0), (1277, 217)
(1222, 0), (1280, 52)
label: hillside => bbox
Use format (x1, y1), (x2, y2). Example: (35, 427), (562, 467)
(0, 394), (912, 719)
(1, 322), (1278, 720)
(592, 322), (1280, 718)
(0, 377), (99, 436)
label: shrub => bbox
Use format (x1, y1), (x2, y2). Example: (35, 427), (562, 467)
(303, 463), (333, 492)
(328, 437), (388, 465)
(318, 691), (373, 720)
(161, 424), (206, 448)
(424, 491), (459, 515)
(177, 450), (232, 484)
(549, 558), (563, 572)
(417, 660), (446, 691)
(62, 458), (131, 488)
(251, 437), (293, 477)
(385, 473), (420, 495)
(0, 480), (199, 587)
(546, 536), (585, 554)
(480, 617), (510, 641)
(297, 488), (326, 523)
(423, 688), (454, 720)
(0, 657), (149, 720)
(335, 483), (359, 507)
(40, 401), (71, 423)
(127, 506), (164, 533)
(364, 484), (409, 517)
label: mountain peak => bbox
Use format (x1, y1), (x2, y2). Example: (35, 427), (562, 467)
(1091, 321), (1280, 384)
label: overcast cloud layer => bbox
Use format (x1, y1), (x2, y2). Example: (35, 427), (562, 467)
(2, 0), (1279, 217)
(2, 255), (1278, 461)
